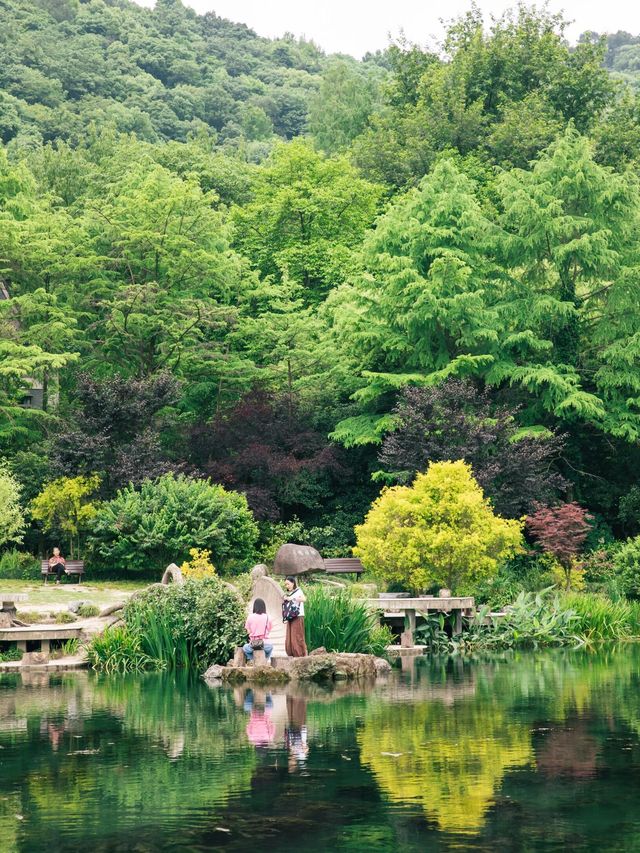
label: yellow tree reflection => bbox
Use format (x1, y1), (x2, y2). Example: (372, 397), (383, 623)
(359, 699), (534, 834)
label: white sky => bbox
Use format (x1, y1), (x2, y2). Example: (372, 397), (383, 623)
(135, 0), (639, 57)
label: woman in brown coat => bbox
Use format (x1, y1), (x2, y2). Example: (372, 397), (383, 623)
(284, 576), (307, 657)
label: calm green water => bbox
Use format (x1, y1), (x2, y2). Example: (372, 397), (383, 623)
(2, 648), (640, 852)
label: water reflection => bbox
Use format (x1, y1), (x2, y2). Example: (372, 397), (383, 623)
(1, 649), (640, 851)
(242, 688), (276, 747)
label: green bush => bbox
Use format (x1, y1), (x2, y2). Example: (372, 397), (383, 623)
(86, 626), (157, 673)
(612, 537), (640, 598)
(0, 549), (39, 580)
(304, 586), (392, 656)
(55, 611), (77, 624)
(470, 552), (556, 609)
(77, 604), (100, 618)
(258, 510), (359, 565)
(454, 589), (580, 652)
(123, 577), (245, 669)
(0, 646), (22, 662)
(454, 589), (640, 653)
(579, 546), (622, 597)
(87, 473), (259, 576)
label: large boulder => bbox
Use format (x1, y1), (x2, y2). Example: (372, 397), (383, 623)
(374, 657), (392, 674)
(272, 543), (324, 576)
(291, 653), (377, 682)
(203, 652), (381, 685)
(220, 666), (289, 685)
(203, 663), (224, 682)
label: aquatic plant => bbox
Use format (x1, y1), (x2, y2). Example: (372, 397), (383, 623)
(85, 626), (158, 673)
(561, 592), (634, 642)
(452, 589), (580, 652)
(304, 586), (393, 656)
(0, 646), (22, 662)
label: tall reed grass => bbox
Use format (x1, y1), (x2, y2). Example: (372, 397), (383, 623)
(304, 586), (392, 656)
(86, 626), (159, 673)
(561, 592), (639, 642)
(126, 608), (197, 669)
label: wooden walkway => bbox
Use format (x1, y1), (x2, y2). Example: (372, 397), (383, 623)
(0, 625), (82, 654)
(366, 596), (475, 645)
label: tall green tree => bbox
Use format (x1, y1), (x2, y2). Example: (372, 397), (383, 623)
(309, 59), (384, 154)
(232, 139), (382, 303)
(331, 131), (640, 445)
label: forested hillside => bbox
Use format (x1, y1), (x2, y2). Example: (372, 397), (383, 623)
(0, 0), (353, 149)
(3, 0), (640, 562)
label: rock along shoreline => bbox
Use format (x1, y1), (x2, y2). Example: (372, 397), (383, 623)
(203, 651), (392, 685)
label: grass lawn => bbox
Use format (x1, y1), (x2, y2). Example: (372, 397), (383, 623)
(0, 579), (149, 614)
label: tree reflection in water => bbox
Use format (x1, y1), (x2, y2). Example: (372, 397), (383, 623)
(2, 648), (640, 850)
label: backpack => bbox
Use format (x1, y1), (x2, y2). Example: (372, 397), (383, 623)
(282, 597), (300, 622)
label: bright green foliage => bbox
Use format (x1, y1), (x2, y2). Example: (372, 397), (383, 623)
(355, 460), (523, 594)
(84, 160), (255, 390)
(612, 537), (640, 598)
(30, 474), (100, 558)
(329, 157), (499, 445)
(563, 592), (636, 642)
(460, 589), (640, 651)
(0, 646), (22, 662)
(1, 0), (640, 561)
(496, 129), (640, 439)
(232, 139), (382, 302)
(0, 0), (324, 148)
(309, 59), (384, 154)
(0, 548), (38, 579)
(88, 473), (258, 575)
(353, 7), (613, 186)
(332, 130), (640, 444)
(455, 590), (581, 651)
(303, 586), (393, 655)
(123, 577), (245, 668)
(0, 462), (26, 547)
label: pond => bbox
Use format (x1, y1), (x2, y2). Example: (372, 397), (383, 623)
(2, 647), (640, 852)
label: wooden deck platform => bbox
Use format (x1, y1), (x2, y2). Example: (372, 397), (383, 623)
(366, 595), (475, 643)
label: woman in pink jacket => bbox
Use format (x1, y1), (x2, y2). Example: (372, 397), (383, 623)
(243, 598), (273, 664)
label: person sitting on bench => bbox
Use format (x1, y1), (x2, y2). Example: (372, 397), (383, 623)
(48, 547), (66, 585)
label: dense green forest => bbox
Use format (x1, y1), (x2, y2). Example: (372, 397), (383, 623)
(3, 0), (640, 569)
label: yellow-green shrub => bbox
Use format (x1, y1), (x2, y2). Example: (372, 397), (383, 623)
(355, 460), (523, 594)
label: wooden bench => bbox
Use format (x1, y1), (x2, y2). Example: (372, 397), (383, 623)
(41, 560), (85, 583)
(323, 558), (364, 576)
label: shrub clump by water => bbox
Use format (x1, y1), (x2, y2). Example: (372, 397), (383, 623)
(304, 586), (393, 656)
(445, 589), (640, 653)
(122, 577), (245, 670)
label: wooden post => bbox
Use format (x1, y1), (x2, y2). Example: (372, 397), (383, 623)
(40, 639), (50, 654)
(453, 609), (463, 635)
(401, 608), (417, 647)
(16, 641), (27, 653)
